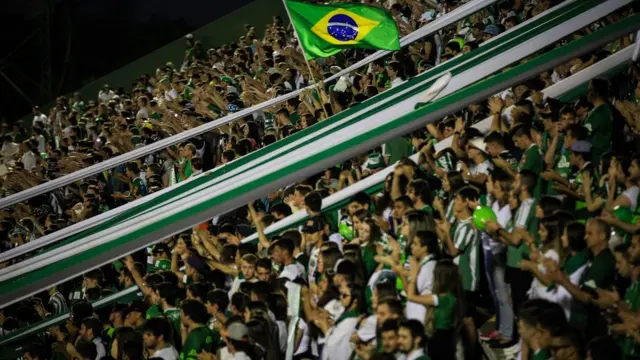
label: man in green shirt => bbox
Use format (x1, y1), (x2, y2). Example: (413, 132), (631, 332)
(180, 300), (215, 360)
(584, 79), (613, 165)
(382, 137), (413, 166)
(512, 125), (544, 199)
(155, 283), (182, 348)
(550, 219), (616, 336)
(512, 125), (543, 176)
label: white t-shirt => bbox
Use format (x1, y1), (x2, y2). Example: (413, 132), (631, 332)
(527, 249), (559, 300)
(466, 159), (493, 177)
(279, 263), (304, 281)
(219, 347), (252, 360)
(406, 255), (436, 323)
(21, 151), (37, 171)
(164, 88), (178, 101)
(356, 315), (377, 342)
(294, 318), (311, 355)
(481, 201), (511, 253)
(322, 317), (358, 360)
(98, 90), (115, 103)
(92, 338), (107, 360)
(391, 77), (406, 88)
(152, 346), (179, 360)
(622, 186), (639, 212)
(136, 107), (149, 119)
(33, 114), (49, 128)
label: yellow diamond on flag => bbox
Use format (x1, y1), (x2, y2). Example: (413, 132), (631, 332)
(311, 8), (380, 46)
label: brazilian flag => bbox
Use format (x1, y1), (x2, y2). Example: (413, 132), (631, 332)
(285, 0), (401, 59)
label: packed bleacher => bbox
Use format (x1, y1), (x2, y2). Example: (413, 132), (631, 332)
(1, 0), (640, 360)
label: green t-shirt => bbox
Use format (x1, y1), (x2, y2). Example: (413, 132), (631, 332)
(519, 143), (543, 199)
(563, 249), (589, 276)
(569, 162), (598, 216)
(165, 308), (182, 339)
(382, 137), (412, 165)
(420, 204), (433, 214)
(519, 144), (543, 174)
(177, 159), (193, 183)
(361, 245), (378, 278)
(290, 112), (300, 125)
(146, 304), (162, 319)
(132, 177), (145, 198)
(434, 292), (457, 330)
(584, 103), (613, 165)
(569, 249), (616, 329)
(530, 348), (551, 360)
(180, 325), (214, 360)
(155, 258), (172, 271)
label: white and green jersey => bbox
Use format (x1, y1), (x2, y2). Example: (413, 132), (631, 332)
(436, 151), (455, 172)
(452, 217), (480, 292)
(506, 198), (537, 268)
(308, 246), (320, 285)
(49, 291), (68, 314)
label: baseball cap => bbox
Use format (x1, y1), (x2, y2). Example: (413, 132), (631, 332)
(484, 24), (501, 36)
(328, 233), (344, 252)
(187, 255), (207, 271)
(226, 322), (249, 341)
(468, 138), (487, 153)
(373, 269), (398, 286)
(151, 243), (170, 256)
(570, 140), (592, 153)
(129, 300), (147, 314)
(302, 216), (325, 234)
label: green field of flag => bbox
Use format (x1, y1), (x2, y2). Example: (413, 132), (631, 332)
(285, 0), (400, 59)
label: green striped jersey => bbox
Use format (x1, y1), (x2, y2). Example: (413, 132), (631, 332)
(452, 217), (480, 292)
(48, 291), (68, 314)
(506, 197), (537, 268)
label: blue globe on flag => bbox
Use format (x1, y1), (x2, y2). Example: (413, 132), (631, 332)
(327, 14), (359, 42)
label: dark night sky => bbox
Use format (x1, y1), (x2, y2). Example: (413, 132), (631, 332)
(0, 0), (255, 122)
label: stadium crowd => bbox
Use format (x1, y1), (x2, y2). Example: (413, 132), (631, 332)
(1, 0), (640, 360)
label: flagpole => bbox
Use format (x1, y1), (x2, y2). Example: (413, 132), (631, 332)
(281, 0), (331, 120)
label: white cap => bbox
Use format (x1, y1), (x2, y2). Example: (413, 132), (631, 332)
(328, 233), (344, 252)
(468, 138), (487, 153)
